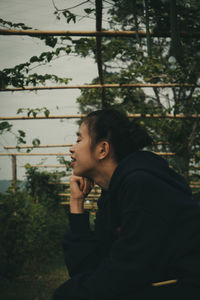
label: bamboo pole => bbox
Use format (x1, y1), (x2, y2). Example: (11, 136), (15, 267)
(0, 114), (84, 120)
(1, 83), (199, 92)
(2, 142), (189, 149)
(0, 153), (70, 156)
(21, 164), (67, 168)
(59, 201), (98, 210)
(155, 152), (175, 156)
(0, 152), (176, 156)
(1, 114), (200, 120)
(4, 144), (72, 149)
(59, 193), (100, 198)
(152, 279), (178, 287)
(11, 155), (17, 193)
(0, 29), (200, 37)
(56, 181), (200, 187)
(190, 185), (200, 189)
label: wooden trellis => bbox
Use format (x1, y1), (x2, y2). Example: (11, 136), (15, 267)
(1, 2), (200, 198)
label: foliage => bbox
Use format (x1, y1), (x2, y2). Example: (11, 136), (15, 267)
(57, 156), (72, 171)
(25, 167), (66, 209)
(17, 107), (50, 118)
(0, 19), (72, 89)
(0, 169), (69, 279)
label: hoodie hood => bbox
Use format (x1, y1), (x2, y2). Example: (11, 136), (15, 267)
(109, 151), (191, 197)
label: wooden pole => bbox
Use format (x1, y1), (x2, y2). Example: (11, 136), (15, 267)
(1, 83), (199, 92)
(1, 114), (200, 120)
(95, 0), (106, 108)
(0, 151), (175, 157)
(22, 164), (67, 168)
(4, 144), (73, 149)
(0, 153), (71, 156)
(0, 29), (200, 37)
(11, 155), (17, 192)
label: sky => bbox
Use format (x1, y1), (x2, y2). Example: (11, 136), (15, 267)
(0, 0), (106, 180)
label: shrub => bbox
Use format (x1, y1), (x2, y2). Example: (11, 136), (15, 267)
(0, 181), (69, 278)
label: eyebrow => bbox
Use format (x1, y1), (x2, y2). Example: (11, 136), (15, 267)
(76, 132), (82, 137)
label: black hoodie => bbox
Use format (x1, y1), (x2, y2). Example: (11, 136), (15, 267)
(56, 151), (200, 300)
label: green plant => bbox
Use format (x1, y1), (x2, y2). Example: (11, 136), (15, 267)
(0, 170), (69, 279)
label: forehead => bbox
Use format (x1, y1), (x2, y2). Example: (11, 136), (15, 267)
(78, 122), (89, 137)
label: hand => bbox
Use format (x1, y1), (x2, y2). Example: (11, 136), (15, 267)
(69, 175), (94, 213)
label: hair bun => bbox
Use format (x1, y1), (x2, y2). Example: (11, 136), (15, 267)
(129, 120), (153, 150)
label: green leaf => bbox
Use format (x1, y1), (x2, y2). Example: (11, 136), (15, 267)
(32, 139), (40, 147)
(45, 37), (58, 48)
(46, 52), (53, 62)
(25, 163), (31, 169)
(30, 56), (39, 63)
(27, 110), (32, 117)
(44, 109), (50, 118)
(33, 111), (37, 118)
(18, 130), (26, 137)
(0, 121), (12, 132)
(84, 8), (95, 14)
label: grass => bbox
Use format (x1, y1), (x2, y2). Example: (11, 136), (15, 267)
(0, 256), (70, 300)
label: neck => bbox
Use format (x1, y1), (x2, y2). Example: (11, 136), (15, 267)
(93, 160), (118, 191)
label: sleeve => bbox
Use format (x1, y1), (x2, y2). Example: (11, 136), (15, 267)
(62, 212), (106, 277)
(60, 172), (173, 300)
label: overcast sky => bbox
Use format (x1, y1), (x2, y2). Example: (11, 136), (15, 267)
(0, 0), (105, 180)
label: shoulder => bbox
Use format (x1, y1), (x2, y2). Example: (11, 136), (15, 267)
(118, 170), (176, 222)
(120, 169), (159, 193)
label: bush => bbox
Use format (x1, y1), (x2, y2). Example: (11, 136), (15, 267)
(25, 167), (66, 210)
(0, 173), (69, 279)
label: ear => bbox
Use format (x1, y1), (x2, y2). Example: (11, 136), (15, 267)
(97, 141), (110, 160)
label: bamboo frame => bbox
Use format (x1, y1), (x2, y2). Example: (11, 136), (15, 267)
(1, 83), (199, 92)
(1, 20), (199, 191)
(0, 29), (200, 37)
(1, 114), (200, 120)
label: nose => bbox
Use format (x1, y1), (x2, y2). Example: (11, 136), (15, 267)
(70, 144), (74, 154)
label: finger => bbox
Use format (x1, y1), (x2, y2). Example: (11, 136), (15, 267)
(90, 179), (94, 190)
(83, 177), (88, 195)
(79, 177), (84, 192)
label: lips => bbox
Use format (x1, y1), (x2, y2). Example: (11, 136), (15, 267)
(71, 157), (76, 168)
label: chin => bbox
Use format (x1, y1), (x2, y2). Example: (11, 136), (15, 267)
(73, 168), (84, 177)
(74, 168), (90, 178)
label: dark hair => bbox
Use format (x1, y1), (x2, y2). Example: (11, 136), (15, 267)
(82, 109), (153, 162)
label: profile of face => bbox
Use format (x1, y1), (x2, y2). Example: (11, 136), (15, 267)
(70, 122), (99, 178)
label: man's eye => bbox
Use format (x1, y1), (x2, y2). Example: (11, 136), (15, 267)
(77, 139), (81, 143)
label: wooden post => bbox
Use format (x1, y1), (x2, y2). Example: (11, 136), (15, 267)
(12, 155), (17, 192)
